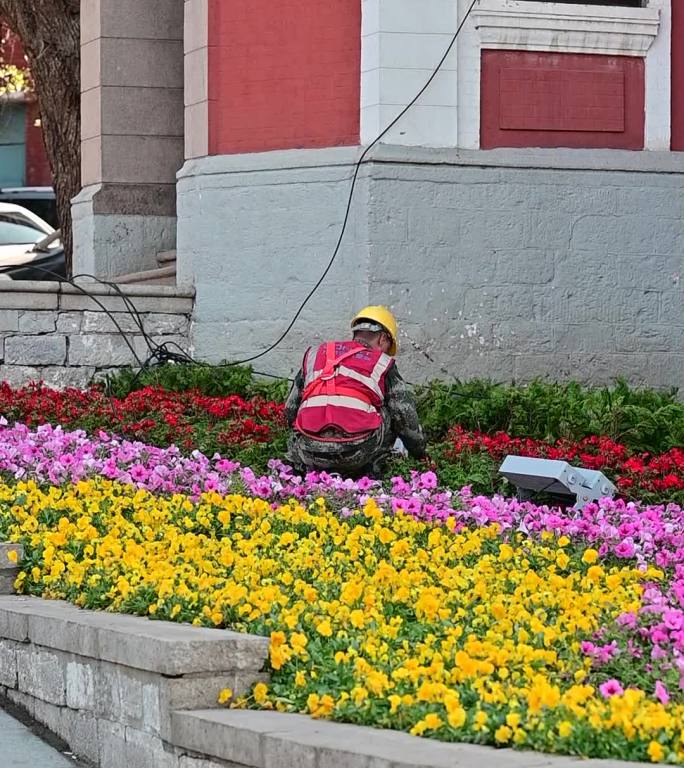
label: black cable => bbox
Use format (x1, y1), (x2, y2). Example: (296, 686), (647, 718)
(222, 0), (479, 368)
(13, 3), (479, 382)
(15, 265), (146, 366)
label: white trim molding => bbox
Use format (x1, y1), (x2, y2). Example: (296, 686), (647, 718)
(360, 0), (669, 151)
(471, 0), (661, 57)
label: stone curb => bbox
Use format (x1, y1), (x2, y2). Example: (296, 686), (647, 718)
(0, 543), (22, 595)
(0, 596), (269, 676)
(171, 710), (653, 768)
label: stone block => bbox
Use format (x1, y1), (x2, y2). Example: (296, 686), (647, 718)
(40, 366), (96, 389)
(0, 571), (18, 595)
(56, 312), (83, 333)
(119, 668), (144, 724)
(0, 291), (58, 310)
(0, 543), (22, 569)
(4, 335), (66, 366)
(142, 681), (162, 735)
(0, 640), (17, 687)
(144, 313), (190, 335)
(94, 617), (269, 676)
(178, 758), (234, 768)
(100, 725), (178, 768)
(6, 686), (35, 717)
(101, 38), (184, 89)
(63, 708), (100, 764)
(100, 0), (184, 40)
(0, 310), (19, 331)
(262, 733), (317, 768)
(32, 696), (67, 742)
(164, 672), (268, 713)
(554, 324), (616, 354)
(102, 85), (184, 138)
(0, 600), (29, 642)
(16, 647), (65, 705)
(492, 321), (554, 353)
(0, 365), (41, 388)
(17, 311), (57, 334)
(66, 660), (96, 711)
(60, 291), (192, 314)
(514, 354), (574, 383)
(493, 249), (555, 285)
(172, 710), (262, 767)
(68, 334), (140, 367)
(29, 610), (99, 659)
(661, 290), (684, 325)
(82, 310), (147, 334)
(95, 662), (122, 721)
(100, 134), (184, 185)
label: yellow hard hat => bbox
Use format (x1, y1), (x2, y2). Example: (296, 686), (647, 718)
(351, 305), (398, 356)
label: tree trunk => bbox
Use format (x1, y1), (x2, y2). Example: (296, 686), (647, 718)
(0, 0), (79, 275)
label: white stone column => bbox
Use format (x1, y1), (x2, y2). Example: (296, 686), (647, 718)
(360, 0), (459, 147)
(645, 0), (671, 150)
(73, 0), (184, 278)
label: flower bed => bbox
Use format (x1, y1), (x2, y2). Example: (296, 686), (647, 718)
(0, 382), (286, 462)
(446, 428), (684, 506)
(1, 474), (683, 763)
(1, 381), (682, 505)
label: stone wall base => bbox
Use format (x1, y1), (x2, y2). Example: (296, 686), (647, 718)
(178, 146), (684, 392)
(73, 184), (177, 278)
(0, 281), (193, 388)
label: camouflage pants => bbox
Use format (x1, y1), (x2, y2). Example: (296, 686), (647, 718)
(286, 410), (394, 478)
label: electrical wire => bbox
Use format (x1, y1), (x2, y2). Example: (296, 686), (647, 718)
(15, 3), (479, 389)
(222, 0), (479, 367)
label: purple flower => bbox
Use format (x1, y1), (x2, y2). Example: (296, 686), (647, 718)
(615, 540), (636, 559)
(599, 679), (624, 698)
(655, 680), (670, 704)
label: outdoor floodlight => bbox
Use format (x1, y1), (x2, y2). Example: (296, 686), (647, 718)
(498, 455), (616, 511)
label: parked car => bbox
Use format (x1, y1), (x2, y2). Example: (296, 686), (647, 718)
(0, 187), (58, 228)
(0, 202), (65, 281)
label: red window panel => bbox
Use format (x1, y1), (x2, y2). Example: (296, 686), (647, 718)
(481, 50), (645, 150)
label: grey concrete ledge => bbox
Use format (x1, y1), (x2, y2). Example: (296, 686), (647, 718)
(0, 280), (194, 299)
(0, 596), (268, 676)
(178, 144), (684, 180)
(172, 709), (652, 768)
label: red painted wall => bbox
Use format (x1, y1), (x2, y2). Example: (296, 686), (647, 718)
(481, 51), (645, 150)
(25, 101), (52, 186)
(672, 0), (684, 150)
(1, 23), (25, 67)
(207, 0), (361, 155)
(1, 24), (52, 186)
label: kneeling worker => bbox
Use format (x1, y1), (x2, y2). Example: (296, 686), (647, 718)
(285, 306), (426, 476)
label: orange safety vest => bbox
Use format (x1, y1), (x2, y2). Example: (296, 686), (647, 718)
(294, 341), (393, 441)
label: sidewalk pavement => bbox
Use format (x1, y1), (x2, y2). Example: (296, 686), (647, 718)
(0, 708), (76, 767)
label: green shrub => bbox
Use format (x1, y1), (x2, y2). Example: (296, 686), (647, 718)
(104, 365), (683, 455)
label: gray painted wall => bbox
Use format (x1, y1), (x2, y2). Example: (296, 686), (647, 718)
(177, 146), (684, 391)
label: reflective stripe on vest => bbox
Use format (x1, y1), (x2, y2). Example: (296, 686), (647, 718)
(304, 349), (392, 393)
(303, 349), (317, 386)
(298, 395), (379, 414)
(335, 365), (384, 399)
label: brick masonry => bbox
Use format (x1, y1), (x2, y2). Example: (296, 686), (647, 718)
(0, 282), (193, 389)
(178, 146), (684, 393)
